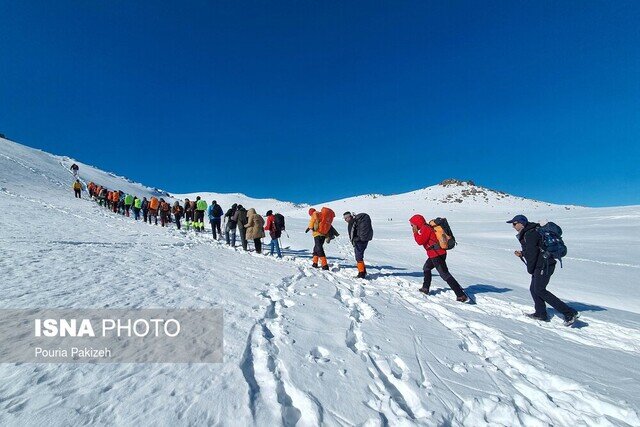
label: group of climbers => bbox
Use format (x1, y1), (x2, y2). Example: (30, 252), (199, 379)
(79, 176), (580, 326)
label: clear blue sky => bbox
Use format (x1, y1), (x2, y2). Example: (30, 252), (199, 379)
(1, 1), (639, 206)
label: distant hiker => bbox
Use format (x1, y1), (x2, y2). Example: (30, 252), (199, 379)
(264, 210), (282, 258)
(173, 201), (184, 230)
(508, 215), (579, 326)
(159, 198), (171, 227)
(118, 192), (125, 215)
(208, 200), (224, 240)
(98, 187), (107, 206)
(410, 214), (468, 302)
(124, 194), (134, 217)
(132, 196), (141, 220)
(141, 197), (149, 222)
(112, 190), (120, 213)
(306, 207), (335, 270)
(70, 163), (79, 177)
(224, 203), (238, 246)
(184, 198), (193, 229)
(149, 196), (159, 225)
(87, 182), (96, 198)
(195, 196), (207, 232)
(73, 180), (82, 198)
(245, 208), (265, 253)
(234, 204), (248, 250)
(344, 211), (374, 278)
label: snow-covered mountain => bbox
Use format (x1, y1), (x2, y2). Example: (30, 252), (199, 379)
(1, 136), (639, 426)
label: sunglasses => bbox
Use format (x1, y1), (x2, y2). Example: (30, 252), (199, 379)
(512, 222), (520, 227)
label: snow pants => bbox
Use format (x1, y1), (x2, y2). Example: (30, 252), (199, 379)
(530, 265), (574, 318)
(423, 254), (465, 297)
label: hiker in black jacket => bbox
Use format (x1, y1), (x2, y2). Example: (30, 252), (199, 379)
(343, 212), (373, 279)
(508, 215), (579, 326)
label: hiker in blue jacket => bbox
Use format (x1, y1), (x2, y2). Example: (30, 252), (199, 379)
(208, 200), (224, 240)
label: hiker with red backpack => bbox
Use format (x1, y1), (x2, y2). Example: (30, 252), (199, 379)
(508, 215), (579, 326)
(306, 207), (335, 270)
(343, 212), (373, 279)
(410, 215), (468, 302)
(264, 210), (283, 258)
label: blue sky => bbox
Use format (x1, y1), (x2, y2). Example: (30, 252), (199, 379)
(1, 1), (639, 206)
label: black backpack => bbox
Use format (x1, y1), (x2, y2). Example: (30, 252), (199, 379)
(274, 213), (285, 232)
(537, 222), (568, 267)
(354, 213), (373, 242)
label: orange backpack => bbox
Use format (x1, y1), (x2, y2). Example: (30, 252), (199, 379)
(149, 197), (159, 210)
(160, 201), (169, 212)
(317, 207), (335, 235)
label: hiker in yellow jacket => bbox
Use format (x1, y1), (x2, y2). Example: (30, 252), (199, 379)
(72, 180), (82, 198)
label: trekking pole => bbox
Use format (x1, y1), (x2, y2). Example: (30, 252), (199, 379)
(519, 256), (527, 266)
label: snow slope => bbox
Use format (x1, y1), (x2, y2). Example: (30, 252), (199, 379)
(1, 137), (639, 426)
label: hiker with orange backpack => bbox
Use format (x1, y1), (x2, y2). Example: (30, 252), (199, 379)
(112, 191), (120, 213)
(159, 198), (171, 227)
(306, 207), (335, 270)
(149, 196), (159, 225)
(410, 215), (468, 302)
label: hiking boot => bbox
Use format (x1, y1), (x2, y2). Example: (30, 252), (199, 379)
(321, 265), (330, 271)
(312, 263), (319, 268)
(456, 294), (469, 303)
(356, 272), (367, 279)
(525, 313), (550, 322)
(418, 287), (430, 295)
(563, 311), (580, 326)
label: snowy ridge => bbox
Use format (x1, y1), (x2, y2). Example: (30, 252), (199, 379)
(1, 136), (640, 426)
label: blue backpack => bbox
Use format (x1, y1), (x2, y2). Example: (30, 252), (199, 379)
(537, 222), (567, 267)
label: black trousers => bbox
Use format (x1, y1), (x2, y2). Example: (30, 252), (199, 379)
(423, 254), (465, 297)
(175, 215), (182, 230)
(354, 241), (368, 261)
(530, 264), (574, 317)
(254, 238), (262, 253)
(211, 218), (222, 239)
(74, 189), (81, 198)
(313, 236), (326, 257)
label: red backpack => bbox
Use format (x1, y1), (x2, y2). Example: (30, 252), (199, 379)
(317, 207), (335, 235)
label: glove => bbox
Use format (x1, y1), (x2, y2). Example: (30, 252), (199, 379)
(305, 228), (310, 233)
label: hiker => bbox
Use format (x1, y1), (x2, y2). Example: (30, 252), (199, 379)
(98, 187), (107, 206)
(133, 196), (141, 220)
(508, 215), (579, 325)
(124, 194), (134, 217)
(224, 203), (238, 246)
(173, 201), (184, 230)
(306, 207), (335, 270)
(410, 214), (468, 302)
(195, 196), (207, 232)
(245, 208), (265, 253)
(87, 182), (95, 198)
(234, 204), (248, 250)
(149, 197), (159, 225)
(73, 180), (82, 198)
(264, 210), (282, 258)
(141, 197), (149, 222)
(112, 191), (120, 213)
(208, 200), (224, 240)
(70, 163), (79, 177)
(184, 198), (193, 229)
(159, 198), (171, 227)
(343, 211), (374, 278)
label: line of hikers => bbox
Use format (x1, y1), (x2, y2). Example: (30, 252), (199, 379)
(77, 180), (581, 327)
(82, 181), (286, 257)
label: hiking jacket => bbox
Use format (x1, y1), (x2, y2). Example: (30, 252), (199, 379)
(265, 214), (281, 239)
(225, 208), (238, 228)
(518, 222), (555, 274)
(410, 214), (446, 259)
(233, 208), (247, 226)
(196, 199), (207, 211)
(308, 211), (324, 237)
(73, 182), (82, 190)
(245, 209), (265, 240)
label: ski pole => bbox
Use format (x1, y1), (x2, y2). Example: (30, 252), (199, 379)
(519, 256), (527, 266)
